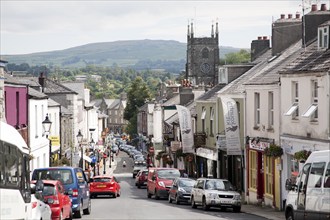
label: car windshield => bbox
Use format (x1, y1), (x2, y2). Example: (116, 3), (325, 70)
(157, 170), (180, 179)
(92, 178), (111, 182)
(179, 179), (195, 187)
(205, 179), (234, 190)
(42, 185), (56, 196)
(33, 169), (73, 185)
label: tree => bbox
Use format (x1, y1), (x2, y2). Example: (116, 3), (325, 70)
(220, 49), (251, 65)
(124, 76), (151, 122)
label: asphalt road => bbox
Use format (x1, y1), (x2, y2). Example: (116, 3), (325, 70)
(82, 151), (268, 220)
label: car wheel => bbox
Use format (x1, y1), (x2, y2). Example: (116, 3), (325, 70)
(155, 190), (160, 200)
(233, 206), (241, 213)
(168, 194), (172, 203)
(113, 192), (117, 198)
(137, 183), (141, 189)
(74, 202), (83, 218)
(191, 196), (197, 209)
(286, 210), (294, 220)
(117, 189), (121, 197)
(83, 199), (91, 215)
(202, 197), (210, 211)
(221, 207), (227, 212)
(175, 194), (180, 205)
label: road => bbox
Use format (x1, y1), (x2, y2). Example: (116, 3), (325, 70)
(82, 151), (268, 220)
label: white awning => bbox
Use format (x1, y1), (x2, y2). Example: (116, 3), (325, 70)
(79, 152), (92, 163)
(284, 103), (298, 116)
(302, 104), (318, 117)
(201, 109), (206, 119)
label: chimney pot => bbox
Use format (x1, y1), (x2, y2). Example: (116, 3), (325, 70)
(311, 4), (317, 11)
(295, 13), (300, 19)
(280, 14), (285, 19)
(288, 14), (292, 19)
(263, 36), (268, 40)
(320, 4), (327, 11)
(258, 36), (262, 40)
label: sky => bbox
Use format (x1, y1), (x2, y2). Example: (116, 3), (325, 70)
(1, 0), (328, 55)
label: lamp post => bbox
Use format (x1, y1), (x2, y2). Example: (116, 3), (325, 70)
(42, 114), (52, 167)
(76, 130), (83, 169)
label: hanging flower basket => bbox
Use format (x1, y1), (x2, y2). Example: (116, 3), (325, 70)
(294, 150), (312, 162)
(264, 144), (283, 158)
(28, 154), (35, 161)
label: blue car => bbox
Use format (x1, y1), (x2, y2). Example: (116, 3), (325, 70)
(32, 166), (91, 218)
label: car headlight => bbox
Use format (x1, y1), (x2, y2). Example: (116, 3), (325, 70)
(158, 181), (165, 187)
(206, 193), (217, 199)
(178, 188), (186, 193)
(233, 195), (241, 200)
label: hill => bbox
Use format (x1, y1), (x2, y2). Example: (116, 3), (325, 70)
(1, 40), (244, 73)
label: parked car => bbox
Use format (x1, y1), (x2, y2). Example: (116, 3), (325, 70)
(168, 177), (196, 205)
(190, 178), (241, 212)
(147, 168), (181, 199)
(133, 162), (147, 178)
(135, 169), (149, 188)
(89, 175), (121, 198)
(32, 180), (73, 220)
(31, 181), (52, 220)
(31, 166), (91, 218)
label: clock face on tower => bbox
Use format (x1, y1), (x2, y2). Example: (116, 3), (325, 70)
(200, 63), (211, 73)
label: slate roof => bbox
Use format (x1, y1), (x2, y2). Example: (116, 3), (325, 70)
(4, 72), (29, 86)
(196, 83), (227, 102)
(280, 40), (330, 74)
(164, 100), (196, 126)
(162, 94), (180, 107)
(219, 49), (273, 95)
(244, 40), (303, 85)
(28, 87), (48, 99)
(90, 99), (102, 107)
(62, 82), (85, 99)
(48, 98), (61, 107)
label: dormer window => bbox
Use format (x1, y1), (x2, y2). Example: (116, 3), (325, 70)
(218, 67), (228, 84)
(318, 25), (329, 50)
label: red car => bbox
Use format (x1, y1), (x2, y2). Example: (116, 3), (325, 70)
(89, 175), (121, 198)
(32, 180), (72, 220)
(135, 169), (148, 188)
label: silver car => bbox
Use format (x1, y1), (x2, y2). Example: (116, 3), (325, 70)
(190, 178), (241, 212)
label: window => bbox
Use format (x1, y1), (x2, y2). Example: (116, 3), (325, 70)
(35, 105), (38, 138)
(202, 48), (209, 58)
(268, 92), (274, 128)
(210, 108), (214, 136)
(265, 157), (273, 195)
(249, 151), (257, 189)
(318, 26), (329, 50)
(218, 67), (228, 84)
(115, 110), (117, 115)
(285, 82), (299, 119)
(307, 162), (325, 188)
(201, 107), (206, 133)
(254, 93), (260, 126)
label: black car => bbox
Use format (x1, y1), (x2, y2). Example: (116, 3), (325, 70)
(168, 177), (196, 205)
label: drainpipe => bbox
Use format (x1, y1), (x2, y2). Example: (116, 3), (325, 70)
(216, 97), (220, 178)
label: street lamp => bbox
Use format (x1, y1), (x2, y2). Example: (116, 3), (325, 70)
(42, 114), (52, 167)
(76, 130), (83, 169)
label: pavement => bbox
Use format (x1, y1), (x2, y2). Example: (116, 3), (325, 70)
(103, 151), (285, 220)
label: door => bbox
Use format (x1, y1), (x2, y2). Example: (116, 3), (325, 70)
(257, 152), (264, 201)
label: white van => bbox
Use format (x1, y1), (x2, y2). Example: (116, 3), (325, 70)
(285, 150), (330, 220)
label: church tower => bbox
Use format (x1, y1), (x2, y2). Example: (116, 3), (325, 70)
(186, 22), (219, 87)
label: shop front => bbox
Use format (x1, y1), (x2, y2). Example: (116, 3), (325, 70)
(196, 147), (217, 178)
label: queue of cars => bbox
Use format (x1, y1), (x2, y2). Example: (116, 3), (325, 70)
(119, 142), (243, 213)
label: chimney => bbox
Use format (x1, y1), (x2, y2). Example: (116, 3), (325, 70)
(251, 37), (270, 61)
(179, 86), (194, 105)
(263, 36), (268, 40)
(280, 14), (285, 19)
(320, 4), (327, 11)
(311, 4), (317, 11)
(296, 13), (300, 19)
(38, 72), (45, 93)
(272, 13), (302, 56)
(304, 4), (330, 46)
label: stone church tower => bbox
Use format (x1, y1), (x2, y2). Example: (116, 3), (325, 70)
(185, 22), (219, 86)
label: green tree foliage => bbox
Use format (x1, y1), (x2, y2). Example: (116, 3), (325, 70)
(220, 49), (251, 65)
(124, 77), (151, 121)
